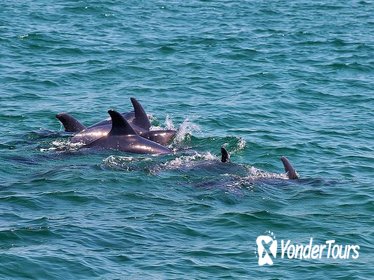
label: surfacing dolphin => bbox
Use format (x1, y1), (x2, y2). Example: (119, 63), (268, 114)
(56, 98), (176, 145)
(145, 147), (299, 181)
(85, 110), (171, 155)
(221, 147), (299, 179)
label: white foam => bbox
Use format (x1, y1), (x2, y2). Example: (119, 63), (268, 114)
(246, 166), (288, 180)
(102, 155), (152, 169)
(161, 152), (217, 169)
(40, 140), (85, 152)
(236, 137), (246, 151)
(164, 114), (175, 130)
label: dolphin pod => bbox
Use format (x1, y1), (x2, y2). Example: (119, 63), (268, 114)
(56, 98), (176, 146)
(55, 98), (300, 179)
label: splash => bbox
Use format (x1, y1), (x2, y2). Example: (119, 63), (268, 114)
(147, 114), (157, 126)
(236, 137), (246, 151)
(164, 114), (175, 130)
(150, 114), (175, 131)
(173, 118), (200, 144)
(149, 115), (200, 144)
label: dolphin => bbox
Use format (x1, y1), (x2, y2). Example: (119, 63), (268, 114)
(146, 147), (299, 181)
(85, 110), (171, 155)
(220, 147), (299, 179)
(56, 98), (176, 145)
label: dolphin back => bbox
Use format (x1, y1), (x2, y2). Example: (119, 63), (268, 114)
(85, 110), (171, 155)
(144, 130), (176, 146)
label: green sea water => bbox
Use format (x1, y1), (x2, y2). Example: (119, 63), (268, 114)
(1, 0), (373, 279)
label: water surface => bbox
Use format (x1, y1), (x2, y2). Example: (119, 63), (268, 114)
(1, 0), (373, 279)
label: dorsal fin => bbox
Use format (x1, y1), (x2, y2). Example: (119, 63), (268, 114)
(221, 147), (230, 163)
(281, 156), (299, 179)
(130, 97), (151, 130)
(56, 113), (86, 132)
(108, 110), (137, 136)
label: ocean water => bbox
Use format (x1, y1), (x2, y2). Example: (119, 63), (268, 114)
(1, 0), (373, 279)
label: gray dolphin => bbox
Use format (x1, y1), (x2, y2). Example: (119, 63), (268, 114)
(220, 147), (299, 179)
(85, 110), (171, 155)
(56, 98), (176, 145)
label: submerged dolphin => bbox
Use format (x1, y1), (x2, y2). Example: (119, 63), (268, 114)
(85, 110), (171, 155)
(143, 147), (299, 181)
(220, 147), (299, 179)
(56, 98), (176, 145)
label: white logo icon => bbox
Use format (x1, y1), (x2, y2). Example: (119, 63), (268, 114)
(256, 235), (277, 266)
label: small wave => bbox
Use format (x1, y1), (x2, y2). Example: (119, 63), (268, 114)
(224, 137), (246, 153)
(27, 129), (69, 140)
(18, 33), (29, 40)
